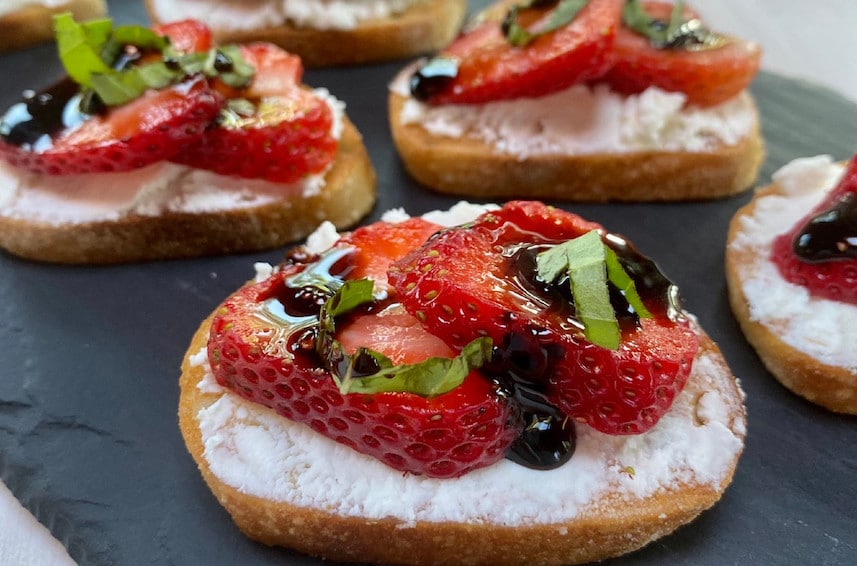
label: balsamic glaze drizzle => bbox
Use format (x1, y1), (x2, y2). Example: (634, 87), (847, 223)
(793, 192), (857, 263)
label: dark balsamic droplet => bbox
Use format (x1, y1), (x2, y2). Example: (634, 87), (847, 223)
(793, 192), (857, 263)
(213, 51), (234, 73)
(409, 56), (459, 101)
(0, 78), (88, 149)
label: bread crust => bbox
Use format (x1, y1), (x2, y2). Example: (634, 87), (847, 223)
(179, 312), (745, 565)
(388, 91), (765, 202)
(0, 0), (106, 53)
(145, 0), (467, 68)
(726, 182), (857, 414)
(0, 118), (376, 264)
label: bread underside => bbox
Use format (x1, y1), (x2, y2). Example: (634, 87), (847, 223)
(146, 0), (466, 67)
(0, 0), (106, 53)
(0, 119), (376, 264)
(389, 92), (765, 202)
(726, 182), (857, 414)
(179, 312), (746, 566)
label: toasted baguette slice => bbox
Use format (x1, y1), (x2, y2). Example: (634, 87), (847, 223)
(0, 118), (376, 264)
(145, 0), (466, 68)
(179, 309), (745, 565)
(0, 0), (106, 53)
(726, 159), (857, 414)
(388, 87), (764, 202)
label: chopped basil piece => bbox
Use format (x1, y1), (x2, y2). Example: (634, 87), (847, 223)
(536, 230), (652, 350)
(604, 246), (652, 318)
(339, 337), (494, 397)
(314, 278), (493, 398)
(52, 13), (256, 110)
(54, 13), (114, 87)
(503, 0), (590, 47)
(622, 0), (724, 50)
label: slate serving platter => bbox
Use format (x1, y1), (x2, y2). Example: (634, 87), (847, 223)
(0, 0), (855, 564)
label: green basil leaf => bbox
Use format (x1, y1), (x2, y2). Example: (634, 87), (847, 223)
(339, 337), (494, 397)
(315, 277), (492, 398)
(54, 13), (114, 87)
(504, 0), (590, 47)
(604, 246), (652, 319)
(88, 62), (180, 106)
(537, 230), (620, 349)
(325, 279), (375, 318)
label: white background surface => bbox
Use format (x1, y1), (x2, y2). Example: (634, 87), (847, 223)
(0, 1), (855, 564)
(698, 0), (857, 102)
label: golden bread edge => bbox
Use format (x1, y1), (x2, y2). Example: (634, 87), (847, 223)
(0, 118), (376, 264)
(179, 309), (745, 566)
(726, 182), (857, 414)
(0, 0), (106, 53)
(146, 0), (467, 67)
(388, 92), (765, 202)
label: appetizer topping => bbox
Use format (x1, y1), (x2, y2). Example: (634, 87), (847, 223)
(208, 220), (523, 479)
(0, 16), (337, 182)
(410, 0), (622, 104)
(208, 202), (695, 476)
(502, 0), (591, 47)
(771, 154), (857, 304)
(389, 201), (697, 435)
(601, 1), (761, 107)
(410, 0), (759, 107)
(171, 43), (337, 184)
(620, 0), (725, 50)
(536, 230), (652, 350)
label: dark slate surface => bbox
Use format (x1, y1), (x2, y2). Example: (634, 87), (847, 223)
(0, 0), (855, 564)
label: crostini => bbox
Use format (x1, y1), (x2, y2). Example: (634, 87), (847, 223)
(389, 0), (764, 201)
(0, 17), (376, 264)
(180, 201), (747, 565)
(145, 0), (467, 67)
(726, 154), (857, 414)
(0, 0), (106, 52)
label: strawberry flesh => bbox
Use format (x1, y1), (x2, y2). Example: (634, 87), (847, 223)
(172, 43), (338, 183)
(389, 201), (699, 435)
(599, 1), (762, 107)
(0, 75), (221, 176)
(412, 0), (623, 105)
(207, 221), (521, 478)
(770, 155), (857, 304)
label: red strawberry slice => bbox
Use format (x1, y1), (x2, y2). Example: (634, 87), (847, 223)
(207, 221), (520, 478)
(0, 75), (222, 176)
(411, 0), (623, 105)
(172, 43), (337, 183)
(389, 201), (699, 435)
(333, 217), (442, 288)
(770, 155), (857, 304)
(599, 1), (761, 107)
(153, 19), (213, 53)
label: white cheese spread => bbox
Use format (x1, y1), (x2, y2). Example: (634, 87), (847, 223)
(147, 0), (424, 32)
(0, 89), (344, 225)
(191, 204), (745, 526)
(391, 66), (757, 158)
(729, 156), (857, 371)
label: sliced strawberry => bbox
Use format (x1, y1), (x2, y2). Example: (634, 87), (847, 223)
(172, 43), (337, 183)
(412, 0), (622, 105)
(389, 201), (699, 435)
(208, 255), (520, 479)
(600, 1), (761, 107)
(0, 75), (221, 176)
(333, 217), (442, 288)
(770, 155), (857, 304)
(153, 19), (213, 53)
